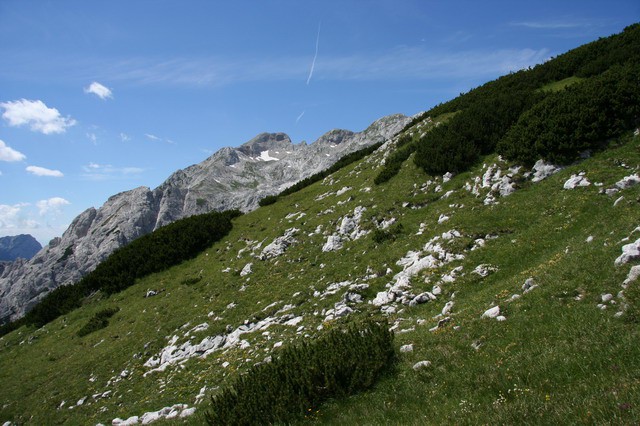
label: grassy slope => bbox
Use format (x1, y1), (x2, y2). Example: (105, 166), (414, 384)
(539, 76), (585, 92)
(0, 128), (639, 424)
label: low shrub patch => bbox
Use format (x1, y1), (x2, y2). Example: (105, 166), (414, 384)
(77, 307), (119, 337)
(205, 319), (395, 425)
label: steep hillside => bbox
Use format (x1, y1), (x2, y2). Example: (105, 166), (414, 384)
(1, 24), (639, 425)
(0, 113), (408, 325)
(0, 124), (638, 424)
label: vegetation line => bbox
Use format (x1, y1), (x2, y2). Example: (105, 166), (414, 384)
(0, 210), (241, 336)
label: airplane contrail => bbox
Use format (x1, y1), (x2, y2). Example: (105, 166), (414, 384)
(306, 22), (321, 85)
(296, 110), (305, 123)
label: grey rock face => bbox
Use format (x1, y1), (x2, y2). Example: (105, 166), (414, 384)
(0, 113), (409, 324)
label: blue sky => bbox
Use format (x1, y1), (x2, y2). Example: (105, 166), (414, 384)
(0, 0), (638, 245)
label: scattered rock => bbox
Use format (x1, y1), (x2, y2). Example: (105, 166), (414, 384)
(563, 173), (591, 189)
(260, 228), (298, 260)
(482, 306), (500, 319)
(522, 277), (538, 293)
(145, 289), (158, 298)
(322, 235), (343, 252)
(372, 291), (394, 306)
(112, 416), (139, 426)
(615, 174), (640, 190)
(623, 265), (640, 287)
(601, 293), (614, 303)
(615, 238), (640, 266)
(531, 160), (562, 182)
(437, 214), (450, 224)
(441, 301), (454, 316)
(412, 360), (432, 370)
(400, 344), (414, 353)
(240, 263), (253, 277)
(336, 186), (352, 196)
(472, 264), (498, 278)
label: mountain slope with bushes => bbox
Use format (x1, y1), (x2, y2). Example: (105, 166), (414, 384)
(0, 24), (639, 425)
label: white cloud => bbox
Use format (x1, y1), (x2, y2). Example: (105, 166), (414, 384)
(26, 165), (64, 177)
(0, 203), (24, 228)
(81, 162), (144, 180)
(145, 133), (161, 141)
(84, 81), (113, 99)
(36, 197), (70, 216)
(120, 133), (130, 142)
(0, 99), (76, 134)
(87, 132), (97, 144)
(0, 139), (26, 162)
(0, 203), (38, 231)
(0, 201), (70, 244)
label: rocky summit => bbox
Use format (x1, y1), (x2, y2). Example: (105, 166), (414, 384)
(0, 113), (408, 325)
(0, 235), (41, 262)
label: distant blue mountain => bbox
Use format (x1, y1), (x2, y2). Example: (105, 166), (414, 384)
(0, 235), (42, 261)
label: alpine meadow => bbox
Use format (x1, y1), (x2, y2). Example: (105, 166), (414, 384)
(1, 22), (640, 426)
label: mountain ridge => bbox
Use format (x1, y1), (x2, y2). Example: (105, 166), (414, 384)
(0, 235), (41, 262)
(0, 113), (409, 324)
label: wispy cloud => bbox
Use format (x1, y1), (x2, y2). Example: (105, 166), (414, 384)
(26, 165), (64, 177)
(145, 133), (175, 144)
(306, 22), (321, 85)
(0, 46), (552, 89)
(296, 110), (305, 124)
(0, 99), (76, 134)
(86, 132), (98, 144)
(120, 132), (130, 142)
(81, 162), (144, 181)
(510, 20), (589, 29)
(131, 47), (549, 84)
(36, 197), (69, 216)
(84, 81), (113, 99)
(0, 139), (26, 162)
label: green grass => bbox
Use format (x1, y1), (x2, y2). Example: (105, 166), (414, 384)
(539, 76), (585, 92)
(1, 130), (639, 425)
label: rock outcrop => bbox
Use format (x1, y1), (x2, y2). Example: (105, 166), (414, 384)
(0, 113), (409, 324)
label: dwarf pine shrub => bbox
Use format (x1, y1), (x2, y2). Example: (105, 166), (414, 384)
(205, 319), (395, 425)
(77, 307), (119, 337)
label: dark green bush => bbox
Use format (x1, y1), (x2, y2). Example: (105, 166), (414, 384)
(205, 319), (395, 425)
(405, 24), (640, 176)
(414, 89), (539, 175)
(371, 223), (404, 243)
(20, 209), (241, 329)
(374, 141), (416, 184)
(257, 195), (278, 207)
(497, 63), (640, 165)
(77, 307), (119, 337)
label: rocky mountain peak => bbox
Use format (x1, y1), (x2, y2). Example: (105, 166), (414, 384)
(0, 113), (410, 324)
(238, 132), (292, 156)
(0, 234), (42, 262)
